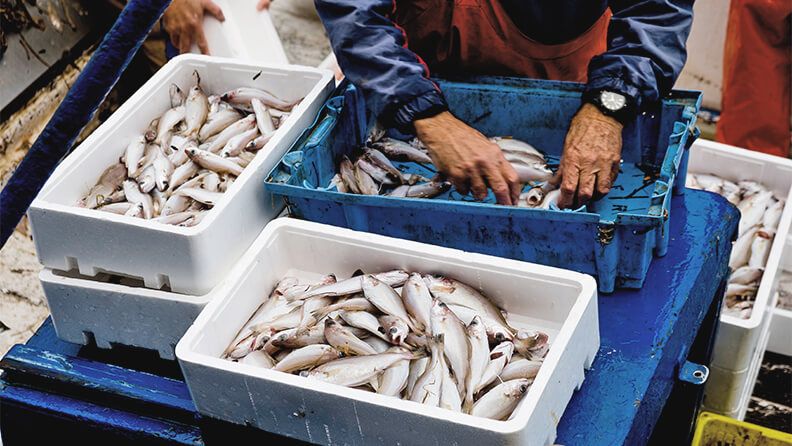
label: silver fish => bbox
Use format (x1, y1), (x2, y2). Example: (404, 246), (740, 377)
(273, 344), (341, 373)
(268, 324), (326, 352)
(239, 350), (276, 369)
(362, 274), (416, 330)
(124, 202), (143, 218)
(491, 137), (544, 160)
(402, 273), (433, 333)
(124, 135), (147, 177)
(354, 163), (380, 195)
(199, 107), (243, 142)
(738, 190), (773, 236)
(371, 138), (433, 164)
(296, 295), (333, 331)
(297, 270), (408, 300)
(169, 161), (200, 192)
(364, 336), (391, 354)
(364, 149), (403, 182)
(203, 172), (221, 193)
(540, 189), (561, 209)
(311, 297), (376, 321)
(331, 173), (349, 193)
(748, 231), (772, 268)
(464, 316), (490, 411)
(153, 146), (174, 191)
(499, 358), (542, 382)
(511, 162), (553, 183)
(144, 118), (159, 143)
(512, 329), (550, 359)
(339, 156), (361, 194)
(169, 83), (184, 108)
(763, 199), (784, 233)
(378, 315), (409, 345)
(221, 127), (259, 158)
(82, 163), (126, 209)
(729, 266), (764, 285)
(177, 188), (223, 207)
(202, 115), (257, 153)
(430, 300), (469, 396)
(222, 87), (299, 111)
(410, 336), (443, 406)
(187, 147), (245, 176)
(183, 73), (209, 138)
(251, 97), (276, 134)
(339, 310), (389, 341)
(156, 105), (185, 148)
(98, 202), (134, 215)
(161, 193), (192, 216)
(245, 132), (273, 151)
(136, 165), (156, 193)
(168, 136), (192, 167)
(306, 351), (413, 387)
(439, 353), (463, 412)
(721, 180), (742, 206)
(357, 158), (399, 186)
(725, 283), (758, 299)
(470, 379), (531, 420)
(122, 180), (153, 219)
(378, 347), (411, 397)
(388, 181), (451, 198)
(324, 318), (377, 356)
(738, 180), (765, 198)
(475, 341), (514, 394)
(152, 210), (199, 225)
(405, 356), (429, 400)
(729, 226), (759, 270)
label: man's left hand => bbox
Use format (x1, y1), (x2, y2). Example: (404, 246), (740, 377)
(554, 103), (623, 209)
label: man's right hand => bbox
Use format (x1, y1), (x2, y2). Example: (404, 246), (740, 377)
(162, 0), (225, 55)
(414, 111), (521, 205)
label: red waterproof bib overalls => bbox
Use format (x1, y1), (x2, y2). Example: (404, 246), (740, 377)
(393, 0), (611, 82)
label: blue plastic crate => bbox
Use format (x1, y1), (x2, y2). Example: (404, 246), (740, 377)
(265, 77), (702, 292)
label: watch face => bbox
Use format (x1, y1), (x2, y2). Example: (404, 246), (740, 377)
(600, 91), (626, 111)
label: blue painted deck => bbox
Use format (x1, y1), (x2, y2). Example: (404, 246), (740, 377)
(0, 189), (738, 445)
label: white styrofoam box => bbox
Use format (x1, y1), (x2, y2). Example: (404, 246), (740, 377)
(176, 219), (599, 446)
(189, 0), (288, 64)
(39, 268), (215, 360)
(768, 234), (792, 356)
(674, 0), (730, 110)
(703, 305), (772, 418)
(688, 139), (792, 371)
(29, 54), (334, 295)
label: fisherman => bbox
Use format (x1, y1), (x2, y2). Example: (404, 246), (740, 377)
(315, 1), (694, 208)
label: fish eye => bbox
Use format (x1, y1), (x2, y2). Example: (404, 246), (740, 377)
(389, 327), (399, 335)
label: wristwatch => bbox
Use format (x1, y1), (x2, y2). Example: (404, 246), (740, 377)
(585, 90), (634, 125)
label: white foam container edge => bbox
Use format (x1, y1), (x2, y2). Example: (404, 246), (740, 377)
(29, 54), (335, 295)
(767, 233), (792, 356)
(176, 219), (600, 446)
(39, 267), (217, 360)
(688, 139), (792, 371)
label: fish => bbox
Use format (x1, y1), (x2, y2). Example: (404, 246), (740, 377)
(729, 226), (759, 270)
(721, 180), (742, 206)
(124, 203), (143, 218)
(161, 193), (193, 216)
(272, 344), (341, 373)
(136, 165), (156, 193)
(199, 107), (243, 142)
(424, 275), (514, 341)
(370, 138), (433, 164)
(695, 174), (724, 194)
(124, 135), (147, 177)
(251, 97), (276, 134)
(738, 180), (765, 199)
(430, 300), (469, 396)
(464, 316), (490, 411)
(364, 149), (403, 183)
(387, 181), (451, 199)
(156, 106), (185, 148)
(296, 270), (409, 300)
(98, 202), (134, 215)
(728, 266), (764, 285)
(169, 161), (200, 192)
(470, 379), (531, 420)
(540, 189), (561, 209)
(175, 187), (222, 207)
(81, 163), (126, 209)
(512, 329), (550, 359)
(725, 283), (758, 299)
(499, 358), (542, 382)
(475, 341), (515, 394)
(152, 210), (200, 226)
(187, 147), (245, 176)
(354, 163), (380, 195)
(362, 274), (416, 330)
(439, 353), (463, 412)
(144, 118), (159, 143)
(510, 162), (554, 183)
(401, 273), (433, 333)
(221, 87), (299, 111)
(323, 318), (377, 356)
(520, 187), (545, 208)
(239, 350), (276, 369)
(410, 336), (444, 406)
(305, 351), (413, 387)
(365, 336), (392, 354)
(748, 231), (772, 268)
(685, 175), (700, 190)
(378, 315), (409, 345)
(311, 296), (376, 320)
(202, 115), (257, 153)
(268, 324), (327, 352)
(122, 180), (153, 219)
(357, 158), (399, 186)
(330, 173), (348, 193)
(491, 137), (544, 160)
(183, 73), (209, 137)
(153, 146), (174, 191)
(220, 128), (259, 158)
(405, 356), (429, 400)
(339, 310), (389, 341)
(378, 347), (411, 396)
(738, 190), (773, 236)
(763, 199), (784, 233)
(339, 156), (361, 194)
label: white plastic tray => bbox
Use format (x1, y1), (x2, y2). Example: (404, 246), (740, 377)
(687, 139), (792, 372)
(39, 268), (213, 360)
(29, 55), (334, 294)
(768, 234), (792, 356)
(190, 0), (288, 64)
(176, 219), (599, 446)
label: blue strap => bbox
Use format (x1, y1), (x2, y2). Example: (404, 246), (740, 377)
(0, 0), (173, 247)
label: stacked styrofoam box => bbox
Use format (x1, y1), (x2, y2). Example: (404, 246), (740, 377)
(767, 234), (792, 356)
(189, 0), (288, 64)
(177, 219), (599, 446)
(687, 140), (792, 416)
(30, 55), (334, 357)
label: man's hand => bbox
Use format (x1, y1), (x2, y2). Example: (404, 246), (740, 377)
(256, 0), (271, 10)
(554, 103), (623, 209)
(414, 111), (521, 205)
(162, 0), (225, 55)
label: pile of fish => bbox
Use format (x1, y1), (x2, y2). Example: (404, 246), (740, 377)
(225, 270), (550, 421)
(331, 134), (561, 208)
(78, 70), (301, 226)
(687, 173), (785, 318)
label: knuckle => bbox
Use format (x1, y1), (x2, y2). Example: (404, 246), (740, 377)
(561, 184), (576, 195)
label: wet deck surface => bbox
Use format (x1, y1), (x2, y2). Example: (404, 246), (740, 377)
(745, 351), (792, 433)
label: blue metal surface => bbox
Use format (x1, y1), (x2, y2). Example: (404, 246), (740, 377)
(0, 190), (737, 445)
(0, 0), (172, 247)
(265, 78), (703, 292)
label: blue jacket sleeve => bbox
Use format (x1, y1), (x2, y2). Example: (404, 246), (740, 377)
(587, 0), (694, 109)
(315, 0), (447, 131)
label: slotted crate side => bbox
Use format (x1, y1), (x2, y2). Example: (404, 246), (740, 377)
(768, 234), (792, 356)
(268, 78), (701, 292)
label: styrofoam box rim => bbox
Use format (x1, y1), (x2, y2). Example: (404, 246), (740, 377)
(30, 54), (334, 236)
(176, 219), (599, 436)
(689, 139), (792, 330)
(38, 267), (215, 304)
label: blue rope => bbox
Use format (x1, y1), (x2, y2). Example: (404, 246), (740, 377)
(0, 0), (172, 246)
